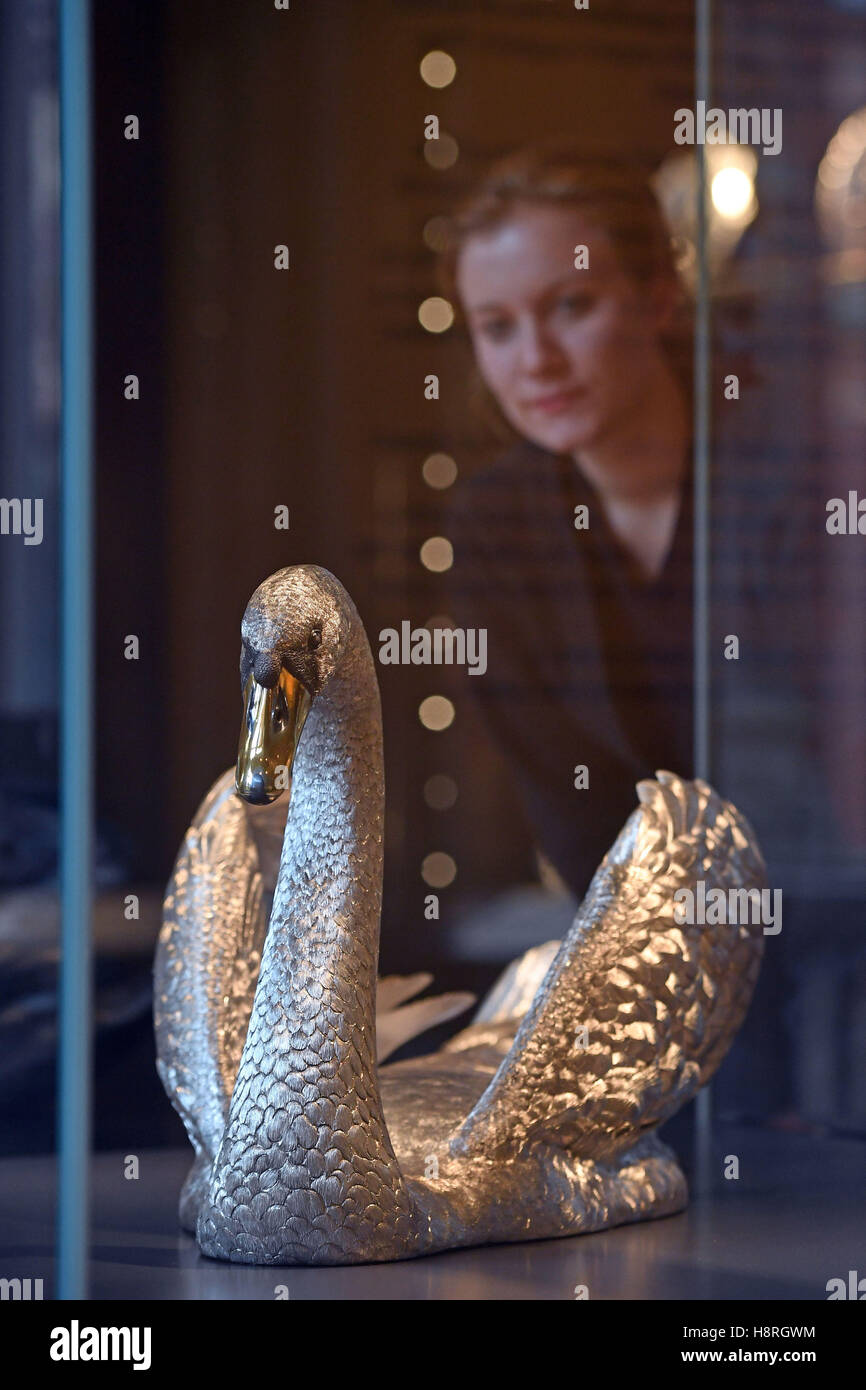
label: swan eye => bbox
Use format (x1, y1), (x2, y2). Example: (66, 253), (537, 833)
(308, 627), (322, 652)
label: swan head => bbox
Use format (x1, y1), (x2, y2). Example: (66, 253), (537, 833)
(235, 565), (352, 805)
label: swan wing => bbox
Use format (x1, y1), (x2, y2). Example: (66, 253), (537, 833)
(376, 976), (476, 1062)
(154, 768), (273, 1161)
(469, 940), (562, 1025)
(450, 772), (766, 1165)
(376, 972), (434, 1014)
(155, 783), (473, 1144)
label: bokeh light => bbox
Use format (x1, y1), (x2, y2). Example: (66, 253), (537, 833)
(420, 50), (457, 89)
(418, 296), (454, 333)
(418, 695), (455, 731)
(421, 852), (457, 887)
(420, 536), (453, 572)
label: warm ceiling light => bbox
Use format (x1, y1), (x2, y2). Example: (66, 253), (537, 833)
(711, 166), (754, 220)
(418, 695), (455, 731)
(422, 453), (458, 489)
(418, 296), (454, 333)
(815, 106), (866, 252)
(420, 50), (457, 89)
(420, 536), (453, 572)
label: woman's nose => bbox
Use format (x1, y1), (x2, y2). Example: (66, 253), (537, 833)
(517, 319), (563, 373)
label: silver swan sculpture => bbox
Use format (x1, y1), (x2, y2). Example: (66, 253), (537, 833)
(155, 735), (473, 1233)
(154, 563), (766, 1265)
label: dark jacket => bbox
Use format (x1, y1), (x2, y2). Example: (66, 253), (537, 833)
(447, 436), (825, 898)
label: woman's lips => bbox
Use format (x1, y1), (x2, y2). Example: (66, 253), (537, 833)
(524, 387), (584, 414)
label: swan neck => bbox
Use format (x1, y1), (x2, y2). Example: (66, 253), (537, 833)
(199, 611), (417, 1262)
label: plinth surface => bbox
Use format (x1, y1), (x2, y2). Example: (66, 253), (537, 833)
(1, 1125), (862, 1299)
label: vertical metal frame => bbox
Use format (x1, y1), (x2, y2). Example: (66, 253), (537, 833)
(693, 0), (713, 1179)
(57, 0), (94, 1300)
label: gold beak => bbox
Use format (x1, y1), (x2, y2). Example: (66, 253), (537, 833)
(235, 667), (312, 804)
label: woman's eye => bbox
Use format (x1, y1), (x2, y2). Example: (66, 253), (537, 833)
(478, 318), (513, 342)
(557, 294), (592, 316)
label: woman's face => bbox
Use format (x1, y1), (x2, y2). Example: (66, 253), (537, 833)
(455, 203), (676, 456)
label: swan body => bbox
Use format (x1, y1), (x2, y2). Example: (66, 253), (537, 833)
(155, 564), (766, 1265)
(156, 772), (472, 1231)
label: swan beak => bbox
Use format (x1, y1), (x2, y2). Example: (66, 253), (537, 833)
(235, 668), (312, 804)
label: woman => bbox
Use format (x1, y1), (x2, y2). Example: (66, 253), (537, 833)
(443, 143), (696, 899)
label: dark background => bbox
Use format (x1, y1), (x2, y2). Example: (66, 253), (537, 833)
(1, 0), (864, 1156)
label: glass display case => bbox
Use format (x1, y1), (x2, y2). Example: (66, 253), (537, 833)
(1, 0), (864, 1317)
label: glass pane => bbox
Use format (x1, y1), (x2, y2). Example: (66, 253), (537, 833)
(0, 0), (60, 1158)
(2, 0), (862, 1307)
(711, 0), (866, 1129)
